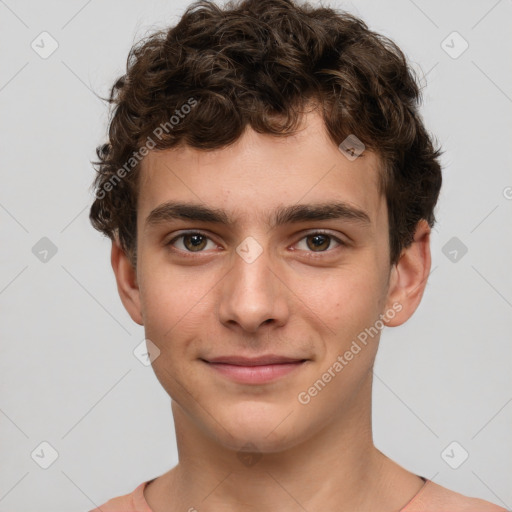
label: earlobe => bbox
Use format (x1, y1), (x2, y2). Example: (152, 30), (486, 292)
(384, 219), (432, 327)
(110, 238), (144, 326)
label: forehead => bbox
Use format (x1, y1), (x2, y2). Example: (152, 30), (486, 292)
(137, 110), (386, 231)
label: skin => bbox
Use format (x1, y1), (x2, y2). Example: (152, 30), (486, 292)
(111, 109), (432, 512)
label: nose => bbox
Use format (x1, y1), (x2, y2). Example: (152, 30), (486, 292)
(217, 243), (290, 333)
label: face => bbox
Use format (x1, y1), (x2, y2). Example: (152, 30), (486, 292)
(113, 109), (430, 454)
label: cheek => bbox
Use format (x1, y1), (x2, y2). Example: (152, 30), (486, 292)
(139, 262), (210, 332)
(298, 262), (384, 325)
(303, 268), (388, 369)
(138, 270), (199, 399)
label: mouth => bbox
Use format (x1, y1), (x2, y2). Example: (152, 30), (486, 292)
(200, 355), (309, 385)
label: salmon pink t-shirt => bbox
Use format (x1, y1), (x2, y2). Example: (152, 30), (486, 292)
(89, 477), (508, 512)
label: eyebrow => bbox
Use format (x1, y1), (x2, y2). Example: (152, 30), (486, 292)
(144, 201), (372, 230)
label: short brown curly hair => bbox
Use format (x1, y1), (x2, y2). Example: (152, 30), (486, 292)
(89, 0), (442, 268)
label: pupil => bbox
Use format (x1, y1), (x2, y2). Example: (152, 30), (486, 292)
(186, 234), (206, 251)
(190, 234), (203, 246)
(309, 234), (329, 251)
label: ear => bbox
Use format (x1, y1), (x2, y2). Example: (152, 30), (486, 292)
(383, 219), (431, 327)
(110, 237), (144, 326)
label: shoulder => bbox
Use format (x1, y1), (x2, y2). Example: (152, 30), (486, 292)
(403, 480), (508, 512)
(88, 481), (153, 512)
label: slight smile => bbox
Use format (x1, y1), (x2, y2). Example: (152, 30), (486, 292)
(200, 355), (309, 385)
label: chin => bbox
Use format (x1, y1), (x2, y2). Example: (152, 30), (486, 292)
(215, 427), (304, 456)
(210, 401), (307, 453)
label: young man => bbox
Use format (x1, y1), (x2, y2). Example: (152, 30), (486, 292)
(88, 0), (506, 511)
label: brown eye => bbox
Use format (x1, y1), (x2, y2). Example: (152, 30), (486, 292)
(306, 233), (331, 251)
(295, 231), (345, 253)
(182, 233), (208, 251)
(167, 232), (215, 253)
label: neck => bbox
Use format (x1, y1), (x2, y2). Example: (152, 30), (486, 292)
(146, 376), (424, 512)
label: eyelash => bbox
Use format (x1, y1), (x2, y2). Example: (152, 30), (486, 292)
(165, 230), (347, 258)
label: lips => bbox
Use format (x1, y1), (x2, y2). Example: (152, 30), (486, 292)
(203, 354), (307, 366)
(201, 354), (308, 384)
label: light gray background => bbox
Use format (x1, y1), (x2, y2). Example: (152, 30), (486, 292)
(1, 0), (511, 511)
